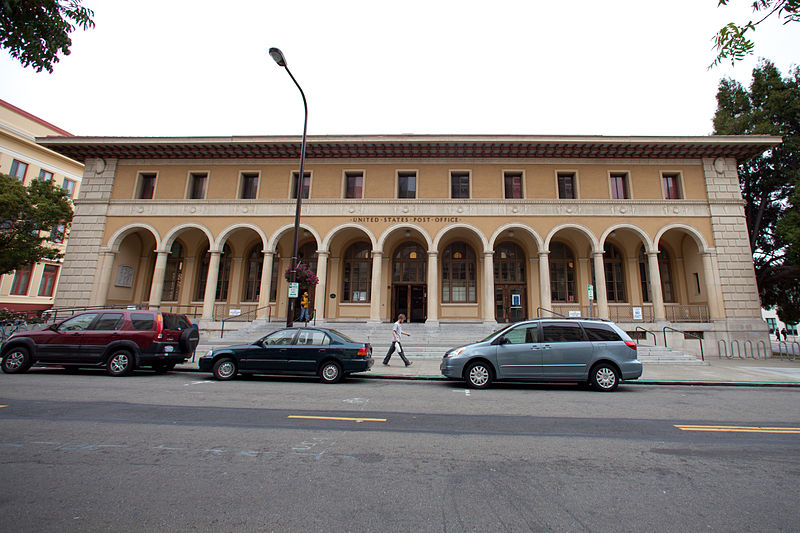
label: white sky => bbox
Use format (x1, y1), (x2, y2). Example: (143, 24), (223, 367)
(1, 0), (798, 137)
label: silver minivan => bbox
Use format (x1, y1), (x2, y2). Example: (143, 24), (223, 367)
(440, 318), (642, 391)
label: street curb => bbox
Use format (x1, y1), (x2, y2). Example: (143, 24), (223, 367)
(172, 367), (800, 387)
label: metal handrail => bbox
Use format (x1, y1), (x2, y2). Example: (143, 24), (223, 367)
(635, 326), (658, 346)
(536, 307), (567, 318)
(663, 325), (704, 361)
(220, 305), (272, 338)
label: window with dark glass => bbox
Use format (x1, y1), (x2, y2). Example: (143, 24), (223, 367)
(161, 241), (184, 301)
(10, 159), (28, 180)
(504, 172), (523, 199)
(451, 172), (470, 199)
(50, 221), (66, 243)
(270, 251), (280, 301)
(392, 243), (426, 282)
(610, 172), (629, 199)
(240, 173), (259, 199)
(494, 242), (525, 282)
(243, 244), (263, 302)
(584, 325), (622, 341)
(138, 173), (157, 199)
(38, 169), (53, 181)
(662, 173), (682, 199)
(62, 178), (76, 198)
(10, 265), (32, 295)
(441, 242), (477, 303)
(603, 243), (626, 302)
(345, 171), (363, 199)
(291, 171), (311, 199)
(398, 172), (417, 199)
(90, 313), (125, 330)
(298, 241), (318, 273)
(549, 242), (576, 302)
(189, 172), (208, 199)
(638, 247), (650, 302)
(557, 172), (576, 199)
(542, 323), (585, 342)
(37, 264), (59, 296)
(343, 242), (371, 302)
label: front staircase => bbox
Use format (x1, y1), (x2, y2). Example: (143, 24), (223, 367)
(196, 320), (705, 364)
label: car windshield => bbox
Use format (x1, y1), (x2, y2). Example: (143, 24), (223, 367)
(477, 324), (515, 344)
(324, 328), (354, 343)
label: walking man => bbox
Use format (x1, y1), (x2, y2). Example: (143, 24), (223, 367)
(383, 313), (412, 366)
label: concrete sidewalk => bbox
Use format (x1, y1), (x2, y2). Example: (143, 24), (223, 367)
(177, 354), (800, 386)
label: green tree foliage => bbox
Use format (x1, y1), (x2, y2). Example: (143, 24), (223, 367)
(713, 60), (800, 323)
(0, 0), (94, 73)
(711, 0), (799, 68)
(0, 173), (74, 276)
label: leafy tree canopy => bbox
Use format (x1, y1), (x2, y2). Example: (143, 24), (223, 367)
(0, 0), (94, 73)
(0, 173), (74, 276)
(711, 0), (799, 68)
(713, 60), (800, 323)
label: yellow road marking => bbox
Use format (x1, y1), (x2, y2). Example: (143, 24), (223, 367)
(288, 415), (387, 422)
(675, 425), (800, 434)
(0, 405), (6, 408)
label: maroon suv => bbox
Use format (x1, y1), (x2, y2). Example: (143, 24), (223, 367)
(0, 309), (200, 376)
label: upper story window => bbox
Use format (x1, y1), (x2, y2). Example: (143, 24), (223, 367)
(38, 169), (54, 181)
(10, 265), (33, 295)
(451, 171), (470, 199)
(240, 172), (259, 199)
(10, 159), (28, 181)
(662, 172), (682, 199)
(609, 172), (629, 199)
(344, 171), (363, 199)
(62, 178), (76, 198)
(50, 221), (66, 244)
(38, 264), (59, 297)
(397, 171), (417, 199)
(137, 172), (157, 199)
(188, 172), (208, 199)
(504, 172), (523, 199)
(291, 171), (311, 199)
(557, 172), (576, 199)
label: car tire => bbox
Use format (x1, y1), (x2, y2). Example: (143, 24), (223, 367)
(213, 358), (237, 380)
(465, 361), (493, 389)
(590, 363), (619, 392)
(319, 361), (343, 384)
(106, 349), (135, 377)
(1, 347), (33, 374)
(179, 328), (200, 354)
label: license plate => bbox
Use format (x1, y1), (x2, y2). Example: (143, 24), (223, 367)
(165, 345), (174, 352)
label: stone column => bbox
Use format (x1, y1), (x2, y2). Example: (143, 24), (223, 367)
(369, 251), (383, 322)
(647, 251), (666, 320)
(148, 251), (169, 309)
(93, 250), (117, 306)
(426, 251), (439, 324)
(483, 251), (495, 323)
(702, 252), (723, 319)
(314, 251), (329, 322)
(257, 251), (274, 319)
(592, 251), (609, 319)
(538, 251), (551, 314)
(201, 251), (221, 320)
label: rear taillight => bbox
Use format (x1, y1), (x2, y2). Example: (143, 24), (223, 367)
(156, 313), (164, 339)
(625, 341), (637, 351)
(357, 346), (369, 356)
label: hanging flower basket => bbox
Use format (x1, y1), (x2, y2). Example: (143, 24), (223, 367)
(285, 263), (319, 286)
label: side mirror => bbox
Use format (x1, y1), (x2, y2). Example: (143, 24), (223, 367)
(491, 336), (509, 345)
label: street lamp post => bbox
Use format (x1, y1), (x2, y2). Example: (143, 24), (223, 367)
(269, 47), (308, 327)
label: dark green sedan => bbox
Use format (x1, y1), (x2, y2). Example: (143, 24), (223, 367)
(198, 327), (373, 383)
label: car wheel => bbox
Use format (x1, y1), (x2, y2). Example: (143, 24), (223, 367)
(319, 361), (343, 384)
(590, 363), (619, 392)
(106, 350), (135, 376)
(1, 347), (32, 374)
(213, 358), (237, 380)
(465, 361), (493, 389)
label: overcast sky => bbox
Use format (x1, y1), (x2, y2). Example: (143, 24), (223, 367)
(1, 0), (798, 138)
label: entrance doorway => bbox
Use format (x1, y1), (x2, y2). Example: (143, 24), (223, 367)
(495, 285), (527, 323)
(392, 284), (426, 322)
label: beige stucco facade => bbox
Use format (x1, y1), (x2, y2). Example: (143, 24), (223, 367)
(39, 135), (779, 357)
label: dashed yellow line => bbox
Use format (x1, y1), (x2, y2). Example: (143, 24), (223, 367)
(0, 405), (6, 408)
(675, 425), (800, 434)
(288, 415), (387, 422)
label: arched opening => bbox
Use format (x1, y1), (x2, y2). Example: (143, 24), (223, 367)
(342, 242), (371, 303)
(603, 242), (626, 303)
(441, 242), (477, 303)
(494, 241), (527, 322)
(549, 241), (576, 304)
(391, 242), (427, 322)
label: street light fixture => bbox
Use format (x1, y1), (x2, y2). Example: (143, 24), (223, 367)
(269, 47), (308, 327)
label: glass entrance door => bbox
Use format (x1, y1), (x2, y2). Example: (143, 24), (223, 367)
(495, 285), (526, 323)
(393, 284), (426, 322)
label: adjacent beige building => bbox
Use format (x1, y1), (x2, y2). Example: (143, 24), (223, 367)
(0, 99), (83, 315)
(37, 134), (779, 356)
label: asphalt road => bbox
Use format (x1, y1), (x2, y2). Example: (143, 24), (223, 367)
(1, 369), (799, 532)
